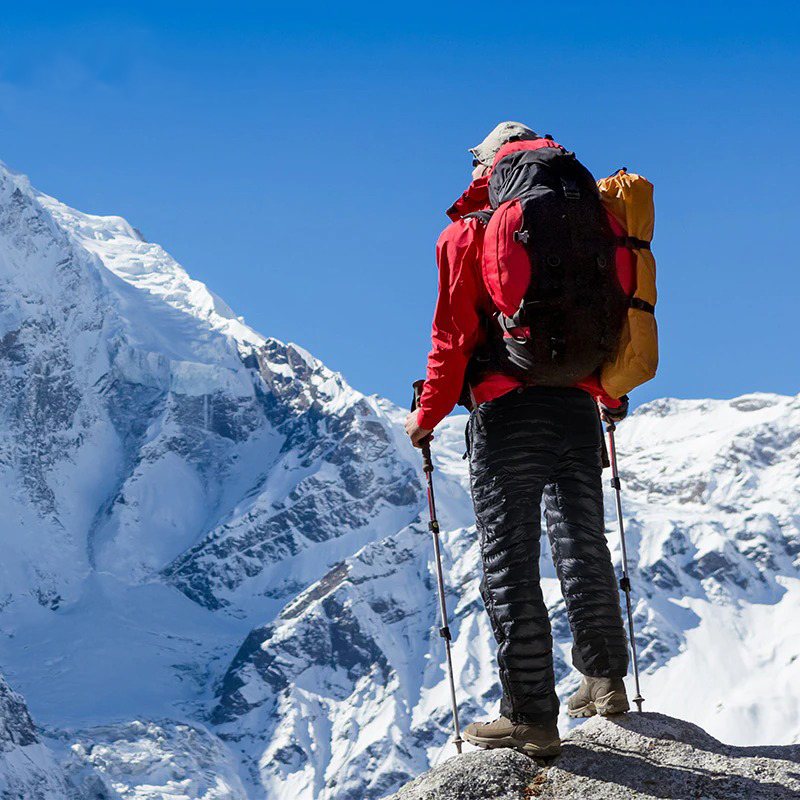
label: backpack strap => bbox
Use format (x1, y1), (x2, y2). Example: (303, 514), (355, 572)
(630, 297), (656, 315)
(617, 235), (651, 250)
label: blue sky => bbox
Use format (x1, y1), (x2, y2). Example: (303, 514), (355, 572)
(1, 2), (798, 410)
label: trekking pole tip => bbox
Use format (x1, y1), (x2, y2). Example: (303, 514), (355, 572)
(634, 695), (644, 713)
(455, 737), (463, 754)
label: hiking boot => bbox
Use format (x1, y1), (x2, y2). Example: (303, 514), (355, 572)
(567, 676), (630, 718)
(462, 716), (561, 757)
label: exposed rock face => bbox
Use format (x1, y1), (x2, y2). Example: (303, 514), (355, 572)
(388, 749), (538, 800)
(163, 341), (420, 611)
(0, 673), (37, 749)
(0, 674), (80, 799)
(388, 713), (800, 800)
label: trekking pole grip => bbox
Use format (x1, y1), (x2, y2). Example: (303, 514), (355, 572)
(411, 380), (434, 473)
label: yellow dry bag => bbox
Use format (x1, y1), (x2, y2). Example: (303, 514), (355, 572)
(597, 170), (658, 398)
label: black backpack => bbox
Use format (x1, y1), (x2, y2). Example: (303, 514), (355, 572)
(469, 139), (628, 386)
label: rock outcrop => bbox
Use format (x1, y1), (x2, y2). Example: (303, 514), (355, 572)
(388, 713), (800, 800)
(0, 674), (79, 799)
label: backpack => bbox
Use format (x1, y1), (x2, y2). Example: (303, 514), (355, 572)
(469, 139), (656, 397)
(597, 169), (658, 397)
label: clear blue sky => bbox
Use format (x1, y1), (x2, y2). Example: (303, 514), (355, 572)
(1, 2), (798, 410)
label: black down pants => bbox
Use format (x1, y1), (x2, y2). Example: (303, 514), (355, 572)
(467, 386), (628, 723)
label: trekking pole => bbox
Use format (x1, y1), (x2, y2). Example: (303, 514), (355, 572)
(605, 418), (645, 713)
(412, 379), (463, 754)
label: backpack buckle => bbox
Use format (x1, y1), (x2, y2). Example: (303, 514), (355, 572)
(561, 177), (580, 200)
(497, 313), (529, 344)
(513, 229), (530, 244)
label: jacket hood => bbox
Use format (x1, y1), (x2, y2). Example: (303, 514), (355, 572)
(446, 175), (490, 221)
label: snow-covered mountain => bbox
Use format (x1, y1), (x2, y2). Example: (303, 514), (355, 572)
(0, 160), (798, 799)
(0, 160), (420, 725)
(210, 395), (800, 798)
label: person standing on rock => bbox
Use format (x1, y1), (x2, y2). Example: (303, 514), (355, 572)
(405, 121), (632, 757)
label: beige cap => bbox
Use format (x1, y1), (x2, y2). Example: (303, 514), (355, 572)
(470, 121), (539, 166)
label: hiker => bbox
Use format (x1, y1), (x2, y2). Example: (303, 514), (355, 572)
(405, 122), (636, 757)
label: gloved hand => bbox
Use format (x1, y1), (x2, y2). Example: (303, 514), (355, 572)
(600, 395), (629, 424)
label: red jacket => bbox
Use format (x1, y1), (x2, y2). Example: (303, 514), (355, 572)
(417, 176), (621, 431)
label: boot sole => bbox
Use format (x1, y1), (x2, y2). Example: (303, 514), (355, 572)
(462, 732), (561, 758)
(567, 690), (630, 719)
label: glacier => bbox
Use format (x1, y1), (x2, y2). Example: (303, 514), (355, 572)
(0, 159), (798, 798)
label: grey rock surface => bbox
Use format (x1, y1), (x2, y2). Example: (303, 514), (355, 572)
(388, 748), (539, 800)
(0, 673), (38, 750)
(0, 673), (84, 799)
(388, 713), (800, 800)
